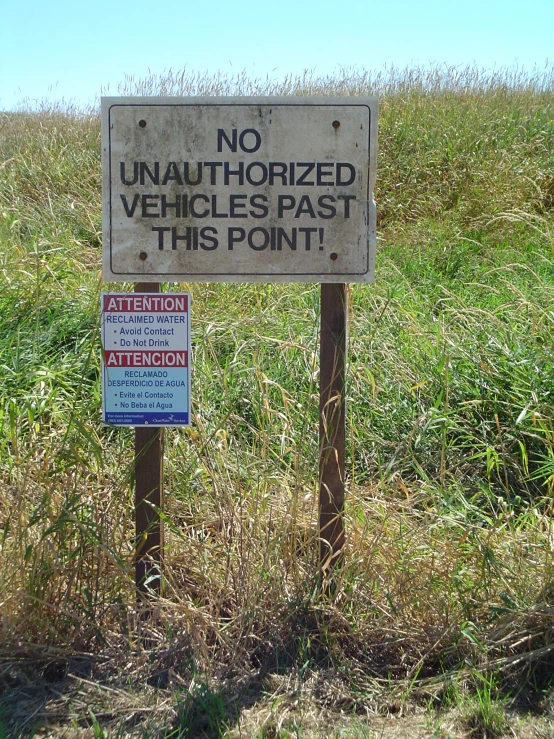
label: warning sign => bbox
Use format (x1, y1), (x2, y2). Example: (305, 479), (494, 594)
(101, 293), (191, 426)
(101, 96), (378, 283)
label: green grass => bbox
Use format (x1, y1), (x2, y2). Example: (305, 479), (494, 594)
(1, 64), (554, 736)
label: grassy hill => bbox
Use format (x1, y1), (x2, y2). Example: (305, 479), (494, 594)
(1, 65), (554, 737)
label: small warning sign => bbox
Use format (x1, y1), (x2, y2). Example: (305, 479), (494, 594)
(101, 293), (191, 426)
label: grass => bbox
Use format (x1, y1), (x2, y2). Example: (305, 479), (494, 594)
(0, 63), (554, 736)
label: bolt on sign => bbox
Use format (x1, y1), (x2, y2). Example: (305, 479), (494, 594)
(101, 96), (378, 283)
(101, 292), (191, 426)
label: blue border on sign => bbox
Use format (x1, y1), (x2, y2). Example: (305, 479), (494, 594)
(105, 411), (190, 425)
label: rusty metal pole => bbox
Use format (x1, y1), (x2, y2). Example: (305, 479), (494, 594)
(319, 282), (347, 588)
(134, 282), (164, 597)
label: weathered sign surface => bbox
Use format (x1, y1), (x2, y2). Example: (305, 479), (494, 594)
(101, 292), (191, 426)
(101, 96), (378, 282)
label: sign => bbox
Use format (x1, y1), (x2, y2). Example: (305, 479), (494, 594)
(101, 292), (191, 426)
(101, 96), (378, 283)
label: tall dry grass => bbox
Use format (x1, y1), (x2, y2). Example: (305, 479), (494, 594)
(1, 64), (554, 735)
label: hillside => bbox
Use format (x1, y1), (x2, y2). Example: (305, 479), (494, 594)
(1, 65), (554, 737)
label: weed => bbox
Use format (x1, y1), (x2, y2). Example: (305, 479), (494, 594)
(462, 672), (508, 738)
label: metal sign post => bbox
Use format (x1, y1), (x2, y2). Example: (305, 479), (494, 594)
(319, 283), (347, 586)
(133, 282), (163, 595)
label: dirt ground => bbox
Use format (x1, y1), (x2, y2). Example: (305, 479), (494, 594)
(3, 672), (553, 739)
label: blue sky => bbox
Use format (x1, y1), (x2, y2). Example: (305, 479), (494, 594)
(1, 0), (553, 110)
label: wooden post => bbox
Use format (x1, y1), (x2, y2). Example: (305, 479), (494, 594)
(134, 282), (164, 596)
(319, 283), (347, 586)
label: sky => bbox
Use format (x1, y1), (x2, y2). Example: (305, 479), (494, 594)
(1, 0), (553, 110)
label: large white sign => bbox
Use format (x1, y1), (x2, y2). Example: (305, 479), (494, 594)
(102, 96), (377, 283)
